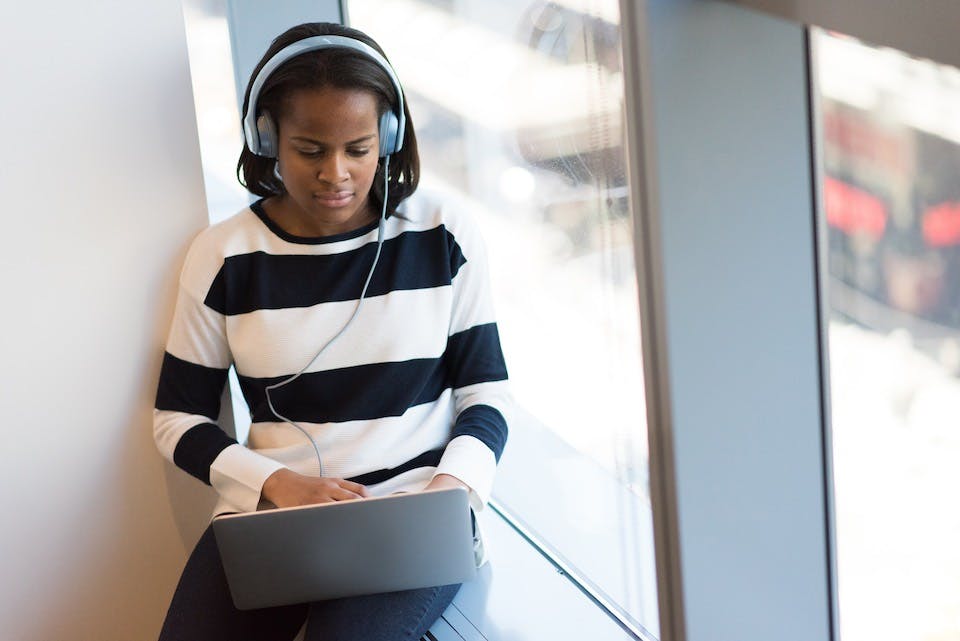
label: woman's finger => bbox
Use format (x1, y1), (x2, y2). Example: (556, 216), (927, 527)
(338, 479), (369, 497)
(331, 486), (364, 502)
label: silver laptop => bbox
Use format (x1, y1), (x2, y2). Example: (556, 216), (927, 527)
(212, 487), (477, 610)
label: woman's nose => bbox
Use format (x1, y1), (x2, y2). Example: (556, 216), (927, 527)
(318, 153), (349, 182)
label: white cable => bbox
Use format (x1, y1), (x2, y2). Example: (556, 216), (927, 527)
(264, 156), (392, 478)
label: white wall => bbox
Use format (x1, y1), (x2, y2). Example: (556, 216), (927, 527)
(0, 2), (216, 639)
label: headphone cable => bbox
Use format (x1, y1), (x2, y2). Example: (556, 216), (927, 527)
(264, 155), (391, 478)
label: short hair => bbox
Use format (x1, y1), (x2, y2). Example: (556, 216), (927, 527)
(237, 23), (420, 217)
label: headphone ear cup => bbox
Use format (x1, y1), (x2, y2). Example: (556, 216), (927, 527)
(256, 112), (279, 158)
(378, 110), (400, 157)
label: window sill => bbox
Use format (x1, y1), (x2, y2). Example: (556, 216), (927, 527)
(432, 505), (646, 640)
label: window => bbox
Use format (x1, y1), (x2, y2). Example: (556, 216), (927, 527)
(181, 0), (249, 224)
(814, 29), (960, 641)
(347, 0), (657, 635)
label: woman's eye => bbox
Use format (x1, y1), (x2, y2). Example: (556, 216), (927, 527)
(347, 148), (370, 157)
(297, 149), (322, 157)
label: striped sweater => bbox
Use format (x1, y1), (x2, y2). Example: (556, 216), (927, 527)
(153, 192), (510, 519)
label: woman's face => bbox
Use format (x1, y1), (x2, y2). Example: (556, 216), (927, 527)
(274, 86), (381, 234)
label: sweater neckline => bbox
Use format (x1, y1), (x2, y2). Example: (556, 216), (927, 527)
(250, 199), (380, 245)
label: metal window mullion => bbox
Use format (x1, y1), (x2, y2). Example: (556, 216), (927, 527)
(618, 1), (686, 640)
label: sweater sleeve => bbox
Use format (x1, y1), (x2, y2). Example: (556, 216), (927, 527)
(433, 211), (511, 511)
(153, 236), (285, 513)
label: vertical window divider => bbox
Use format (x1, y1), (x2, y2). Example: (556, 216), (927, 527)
(618, 2), (686, 640)
(803, 26), (841, 641)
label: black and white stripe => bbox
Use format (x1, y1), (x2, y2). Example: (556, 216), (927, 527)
(154, 194), (510, 516)
(234, 323), (506, 425)
(204, 226), (466, 315)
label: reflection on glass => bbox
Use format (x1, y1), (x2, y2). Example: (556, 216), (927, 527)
(347, 0), (656, 635)
(815, 29), (960, 641)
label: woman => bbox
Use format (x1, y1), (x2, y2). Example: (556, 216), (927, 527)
(154, 21), (510, 640)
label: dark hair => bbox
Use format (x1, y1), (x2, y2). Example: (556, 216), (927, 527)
(237, 23), (419, 216)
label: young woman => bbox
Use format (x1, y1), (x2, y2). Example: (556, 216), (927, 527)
(153, 22), (510, 640)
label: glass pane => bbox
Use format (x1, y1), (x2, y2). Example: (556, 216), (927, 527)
(181, 0), (250, 225)
(347, 0), (657, 635)
(814, 29), (960, 641)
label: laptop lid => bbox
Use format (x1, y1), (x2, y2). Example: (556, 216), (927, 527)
(212, 487), (477, 610)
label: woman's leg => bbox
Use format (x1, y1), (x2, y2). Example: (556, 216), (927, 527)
(303, 583), (461, 641)
(158, 524), (307, 641)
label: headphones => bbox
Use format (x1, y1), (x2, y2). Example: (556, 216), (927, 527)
(242, 34), (406, 159)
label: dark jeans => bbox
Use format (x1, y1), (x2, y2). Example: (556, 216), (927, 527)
(158, 524), (461, 641)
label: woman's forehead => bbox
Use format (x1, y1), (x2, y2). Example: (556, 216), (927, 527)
(281, 86), (379, 138)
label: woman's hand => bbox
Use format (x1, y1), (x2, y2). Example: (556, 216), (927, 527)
(261, 468), (368, 509)
(423, 473), (470, 493)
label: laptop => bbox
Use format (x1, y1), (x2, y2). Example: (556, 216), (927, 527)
(212, 487), (477, 610)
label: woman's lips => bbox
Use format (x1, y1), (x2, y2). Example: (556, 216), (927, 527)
(313, 191), (353, 207)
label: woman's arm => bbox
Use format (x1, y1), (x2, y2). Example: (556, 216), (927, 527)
(154, 233), (289, 513)
(430, 208), (511, 509)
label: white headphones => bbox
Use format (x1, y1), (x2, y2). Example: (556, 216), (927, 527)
(242, 34), (406, 159)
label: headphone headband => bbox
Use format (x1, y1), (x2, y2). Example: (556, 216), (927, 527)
(243, 34), (406, 158)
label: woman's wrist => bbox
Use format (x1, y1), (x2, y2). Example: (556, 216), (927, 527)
(261, 467), (296, 505)
(425, 473), (470, 492)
